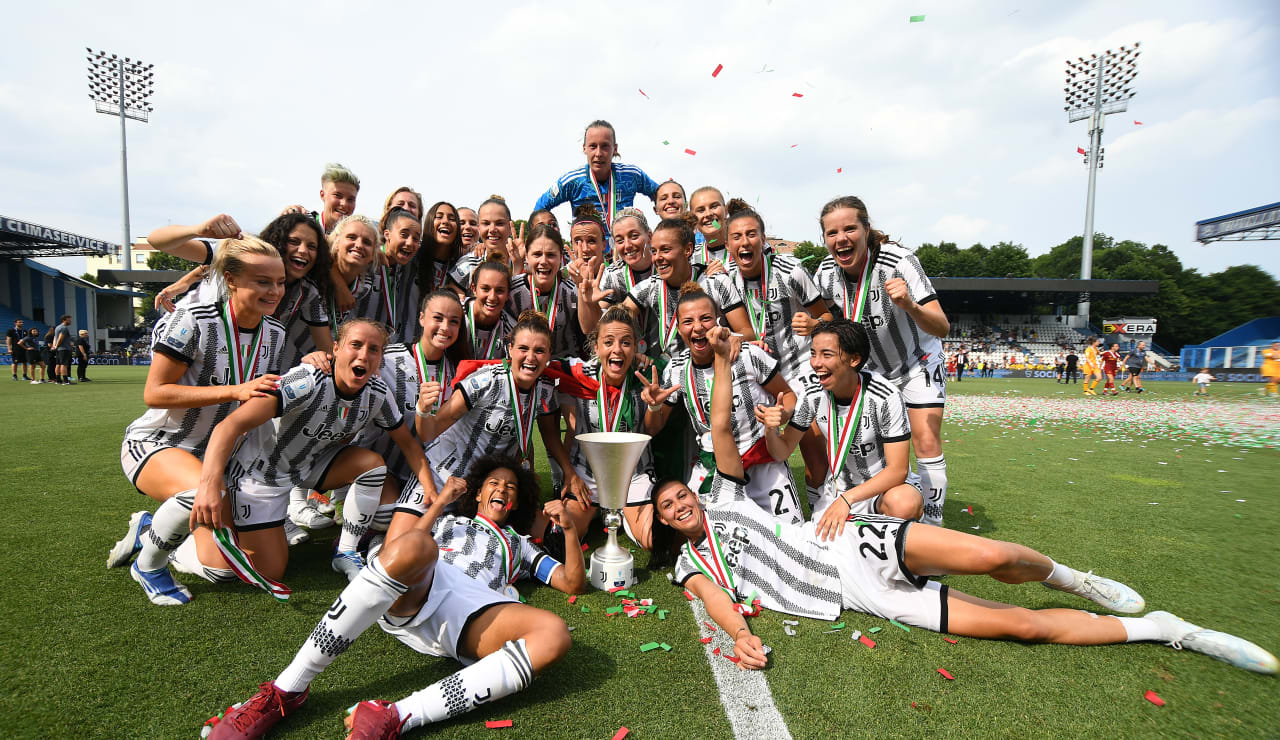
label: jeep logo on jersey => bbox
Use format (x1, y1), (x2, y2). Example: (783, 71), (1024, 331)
(300, 423), (356, 442)
(484, 416), (516, 436)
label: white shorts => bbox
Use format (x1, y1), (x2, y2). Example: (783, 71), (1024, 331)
(690, 458), (801, 525)
(811, 471), (923, 521)
(378, 559), (515, 665)
(236, 444), (345, 493)
(830, 514), (949, 632)
(895, 356), (947, 409)
(228, 477), (290, 531)
(571, 463), (653, 508)
(394, 466), (453, 518)
(120, 438), (176, 491)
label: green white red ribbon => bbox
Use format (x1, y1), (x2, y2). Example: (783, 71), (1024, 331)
(826, 375), (868, 478)
(218, 300), (264, 385)
(842, 252), (875, 323)
(475, 514), (520, 585)
(413, 340), (449, 413)
(504, 361), (537, 463)
(213, 527), (290, 601)
(468, 301), (501, 360)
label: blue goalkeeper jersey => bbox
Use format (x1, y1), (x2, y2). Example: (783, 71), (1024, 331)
(534, 162), (660, 243)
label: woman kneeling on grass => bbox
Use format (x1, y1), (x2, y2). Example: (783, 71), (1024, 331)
(649, 323), (1277, 675)
(206, 456), (575, 739)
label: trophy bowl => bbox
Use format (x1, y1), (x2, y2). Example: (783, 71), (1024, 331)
(575, 431), (651, 590)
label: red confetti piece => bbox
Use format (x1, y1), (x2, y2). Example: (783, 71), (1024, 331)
(725, 654), (741, 664)
(684, 148), (697, 156)
(712, 63), (723, 77)
(581, 543), (589, 552)
(701, 636), (713, 644)
(609, 586), (625, 593)
(937, 669), (955, 680)
(944, 638), (958, 644)
(1077, 147), (1087, 155)
(836, 167), (843, 173)
(1134, 120), (1143, 125)
(1144, 690), (1165, 707)
(859, 635), (876, 648)
(966, 505), (973, 515)
(712, 647), (721, 656)
(568, 595), (577, 604)
(612, 728), (630, 740)
(684, 590), (695, 601)
(790, 144), (798, 148)
(703, 621), (717, 631)
(911, 702), (917, 708)
(792, 92), (804, 98)
(638, 89), (649, 99)
(485, 720), (513, 729)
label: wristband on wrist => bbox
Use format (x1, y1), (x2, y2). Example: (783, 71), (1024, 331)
(414, 407), (434, 417)
(841, 494), (853, 509)
(647, 403), (663, 413)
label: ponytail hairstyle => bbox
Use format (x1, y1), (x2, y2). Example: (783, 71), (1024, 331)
(612, 206), (650, 235)
(675, 281), (714, 316)
(478, 194), (512, 221)
(418, 201), (464, 294)
(818, 196), (896, 266)
(259, 212), (331, 298)
(211, 235), (283, 299)
(588, 305), (641, 359)
(653, 212), (698, 248)
(511, 309), (553, 349)
(328, 214), (381, 276)
(381, 186), (423, 225)
(811, 318), (870, 372)
(725, 197), (765, 233)
(381, 207), (420, 237)
(571, 204), (606, 237)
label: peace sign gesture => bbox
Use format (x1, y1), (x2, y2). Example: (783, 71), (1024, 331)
(509, 222), (527, 274)
(635, 366), (680, 408)
(576, 258), (615, 306)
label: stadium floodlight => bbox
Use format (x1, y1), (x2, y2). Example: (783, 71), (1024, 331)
(1064, 42), (1139, 324)
(87, 48), (156, 272)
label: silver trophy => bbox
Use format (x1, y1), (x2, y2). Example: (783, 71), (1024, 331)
(575, 431), (651, 591)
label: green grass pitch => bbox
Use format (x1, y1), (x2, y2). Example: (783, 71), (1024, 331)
(0, 368), (1276, 738)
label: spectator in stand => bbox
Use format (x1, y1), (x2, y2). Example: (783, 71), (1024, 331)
(23, 328), (45, 383)
(7, 318), (29, 382)
(76, 330), (92, 382)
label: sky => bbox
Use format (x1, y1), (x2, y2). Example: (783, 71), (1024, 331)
(2, 0), (1278, 281)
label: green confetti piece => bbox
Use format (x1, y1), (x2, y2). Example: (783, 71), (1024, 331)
(910, 14), (926, 22)
(660, 643), (672, 651)
(658, 610), (669, 620)
(606, 606), (622, 615)
(853, 521), (867, 527)
(663, 140), (670, 145)
(868, 627), (883, 634)
(890, 619), (911, 632)
(712, 220), (720, 230)
(640, 642), (661, 652)
(830, 621), (845, 630)
(645, 605), (657, 613)
(775, 524), (781, 537)
(581, 605), (590, 613)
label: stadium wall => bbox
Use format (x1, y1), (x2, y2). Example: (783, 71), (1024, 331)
(0, 259), (97, 333)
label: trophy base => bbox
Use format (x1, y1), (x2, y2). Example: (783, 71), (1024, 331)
(589, 551), (635, 591)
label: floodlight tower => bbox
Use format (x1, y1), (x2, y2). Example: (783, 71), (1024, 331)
(86, 49), (155, 272)
(1063, 43), (1139, 323)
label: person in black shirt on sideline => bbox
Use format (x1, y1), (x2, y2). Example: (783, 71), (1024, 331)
(76, 330), (92, 381)
(1064, 351), (1079, 384)
(7, 319), (29, 381)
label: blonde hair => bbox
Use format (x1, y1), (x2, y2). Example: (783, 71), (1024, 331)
(328, 214), (381, 276)
(321, 162), (361, 190)
(211, 235), (281, 299)
(612, 206), (649, 234)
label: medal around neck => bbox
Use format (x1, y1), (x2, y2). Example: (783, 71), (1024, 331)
(575, 431), (651, 590)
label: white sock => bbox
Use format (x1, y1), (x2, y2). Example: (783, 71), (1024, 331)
(916, 455), (947, 525)
(395, 639), (534, 731)
(805, 485), (822, 511)
(338, 466), (386, 553)
(1043, 559), (1075, 588)
(136, 490), (195, 572)
(169, 536), (237, 583)
(372, 503), (396, 533)
(1119, 616), (1162, 643)
(274, 556), (408, 693)
(287, 486), (309, 518)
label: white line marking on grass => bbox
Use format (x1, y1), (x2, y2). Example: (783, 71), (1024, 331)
(689, 597), (793, 740)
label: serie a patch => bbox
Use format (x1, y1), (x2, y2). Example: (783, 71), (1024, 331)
(283, 375), (312, 400)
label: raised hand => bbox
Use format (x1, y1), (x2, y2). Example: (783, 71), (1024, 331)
(792, 311), (820, 336)
(635, 366), (680, 408)
(884, 277), (912, 309)
(754, 403), (790, 429)
(196, 213), (243, 240)
(707, 326), (742, 359)
(417, 381), (442, 414)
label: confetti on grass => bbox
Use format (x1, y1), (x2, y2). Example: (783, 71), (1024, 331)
(1145, 690), (1165, 707)
(890, 620), (910, 632)
(640, 642), (661, 652)
(859, 635), (877, 648)
(868, 627), (882, 634)
(938, 668), (955, 680)
(944, 638), (958, 644)
(612, 728), (630, 740)
(485, 720), (513, 729)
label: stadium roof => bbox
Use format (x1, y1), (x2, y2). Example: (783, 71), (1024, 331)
(1195, 201), (1280, 244)
(932, 277), (1158, 313)
(1, 215), (115, 257)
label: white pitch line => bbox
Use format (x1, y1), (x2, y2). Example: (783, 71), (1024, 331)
(688, 597), (793, 740)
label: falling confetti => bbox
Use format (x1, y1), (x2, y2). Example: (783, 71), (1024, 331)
(638, 89), (649, 99)
(910, 14), (926, 22)
(712, 63), (723, 78)
(1077, 147), (1088, 155)
(836, 167), (843, 173)
(1134, 120), (1144, 125)
(792, 92), (804, 98)
(684, 148), (697, 156)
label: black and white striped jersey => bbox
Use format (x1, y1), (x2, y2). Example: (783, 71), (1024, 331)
(724, 254), (823, 381)
(505, 274), (583, 360)
(431, 514), (561, 591)
(661, 344), (779, 453)
(126, 301), (287, 455)
(424, 364), (559, 478)
(446, 254), (483, 292)
(627, 264), (745, 356)
(463, 298), (517, 361)
(599, 261), (652, 307)
(275, 278), (330, 369)
(789, 371), (912, 514)
(558, 358), (655, 477)
(675, 471), (843, 621)
(381, 261), (422, 345)
(330, 271), (388, 334)
(813, 244), (943, 380)
(242, 364), (403, 485)
(357, 343), (454, 479)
